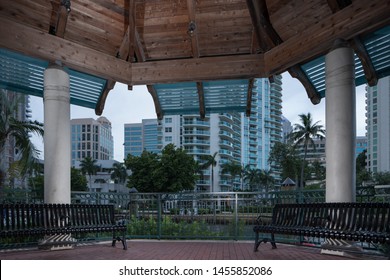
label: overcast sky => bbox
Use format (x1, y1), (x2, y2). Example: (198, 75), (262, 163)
(29, 72), (367, 161)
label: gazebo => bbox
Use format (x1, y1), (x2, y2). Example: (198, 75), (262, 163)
(0, 0), (390, 204)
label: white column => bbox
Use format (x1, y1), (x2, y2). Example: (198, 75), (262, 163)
(325, 41), (356, 202)
(43, 65), (71, 204)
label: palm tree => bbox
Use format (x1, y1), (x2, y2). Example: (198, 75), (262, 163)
(111, 162), (127, 186)
(221, 161), (243, 190)
(79, 156), (99, 190)
(0, 92), (44, 183)
(200, 152), (218, 192)
(290, 113), (325, 189)
(243, 165), (262, 191)
(259, 169), (275, 192)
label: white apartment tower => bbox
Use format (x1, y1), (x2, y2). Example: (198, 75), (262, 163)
(71, 117), (114, 166)
(366, 76), (390, 173)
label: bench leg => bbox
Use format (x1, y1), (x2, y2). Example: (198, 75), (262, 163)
(254, 232), (276, 252)
(271, 233), (277, 249)
(112, 234), (127, 250)
(254, 232), (261, 252)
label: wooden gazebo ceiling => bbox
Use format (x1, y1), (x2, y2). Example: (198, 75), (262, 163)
(0, 0), (389, 115)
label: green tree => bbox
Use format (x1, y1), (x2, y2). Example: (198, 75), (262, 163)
(111, 162), (128, 185)
(71, 167), (88, 191)
(243, 165), (262, 191)
(154, 144), (198, 192)
(311, 160), (326, 181)
(125, 150), (160, 192)
(29, 175), (44, 200)
(290, 113), (325, 189)
(268, 141), (301, 182)
(125, 144), (198, 193)
(79, 157), (99, 190)
(259, 169), (275, 192)
(200, 152), (218, 192)
(0, 92), (44, 183)
(373, 171), (390, 185)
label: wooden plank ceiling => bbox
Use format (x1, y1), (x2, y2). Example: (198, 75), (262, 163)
(0, 0), (389, 115)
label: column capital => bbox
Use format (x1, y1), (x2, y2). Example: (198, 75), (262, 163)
(330, 39), (351, 52)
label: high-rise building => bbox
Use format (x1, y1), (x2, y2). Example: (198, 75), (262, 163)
(71, 117), (114, 165)
(281, 115), (293, 143)
(366, 76), (390, 173)
(356, 136), (368, 157)
(124, 119), (159, 157)
(123, 77), (284, 192)
(242, 77), (283, 171)
(157, 113), (242, 192)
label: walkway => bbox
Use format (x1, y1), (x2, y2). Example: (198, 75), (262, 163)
(0, 240), (386, 260)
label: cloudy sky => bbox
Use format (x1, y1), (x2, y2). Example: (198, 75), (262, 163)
(29, 72), (367, 161)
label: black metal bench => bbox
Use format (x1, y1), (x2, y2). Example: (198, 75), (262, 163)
(253, 202), (390, 253)
(0, 203), (127, 250)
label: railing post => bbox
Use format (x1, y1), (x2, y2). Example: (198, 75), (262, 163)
(157, 194), (162, 239)
(234, 193), (238, 240)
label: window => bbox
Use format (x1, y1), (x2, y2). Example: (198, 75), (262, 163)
(165, 117), (172, 123)
(165, 127), (172, 133)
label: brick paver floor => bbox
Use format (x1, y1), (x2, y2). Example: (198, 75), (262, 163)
(1, 240), (385, 260)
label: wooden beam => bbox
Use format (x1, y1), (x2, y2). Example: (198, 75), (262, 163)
(131, 54), (264, 85)
(0, 17), (133, 85)
(128, 0), (136, 63)
(326, 0), (352, 13)
(246, 0), (268, 52)
(147, 85), (163, 120)
(196, 82), (205, 119)
(187, 0), (200, 58)
(246, 0), (283, 52)
(0, 17), (265, 87)
(350, 37), (378, 87)
(95, 80), (115, 115)
(265, 0), (390, 76)
(246, 78), (255, 117)
(288, 66), (321, 105)
(247, 0), (321, 103)
(55, 4), (70, 37)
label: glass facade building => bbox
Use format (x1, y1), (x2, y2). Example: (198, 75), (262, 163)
(124, 119), (159, 157)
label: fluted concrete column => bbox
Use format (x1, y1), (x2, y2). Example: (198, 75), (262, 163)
(43, 65), (71, 204)
(325, 41), (356, 202)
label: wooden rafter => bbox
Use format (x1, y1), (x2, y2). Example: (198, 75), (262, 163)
(289, 66), (321, 104)
(128, 0), (136, 63)
(265, 0), (390, 76)
(187, 0), (200, 58)
(247, 0), (321, 103)
(0, 17), (264, 86)
(147, 85), (163, 120)
(49, 0), (70, 37)
(326, 0), (351, 13)
(350, 37), (378, 86)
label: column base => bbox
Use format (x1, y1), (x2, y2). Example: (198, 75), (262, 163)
(38, 234), (77, 251)
(321, 238), (363, 259)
